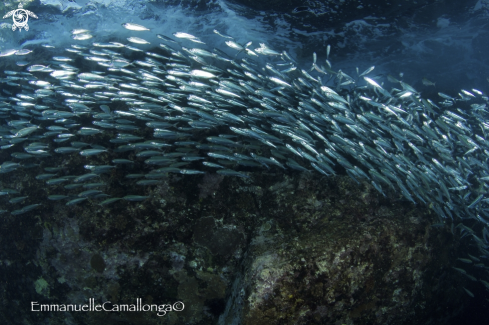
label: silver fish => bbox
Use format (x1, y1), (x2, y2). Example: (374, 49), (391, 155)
(122, 23), (150, 31)
(127, 37), (150, 45)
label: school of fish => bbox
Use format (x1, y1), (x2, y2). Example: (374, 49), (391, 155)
(1, 24), (489, 296)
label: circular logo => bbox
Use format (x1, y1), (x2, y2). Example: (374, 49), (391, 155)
(13, 9), (28, 28)
(172, 301), (185, 311)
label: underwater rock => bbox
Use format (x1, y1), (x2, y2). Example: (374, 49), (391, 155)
(193, 216), (245, 257)
(0, 170), (475, 324)
(219, 174), (467, 325)
(90, 253), (106, 273)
